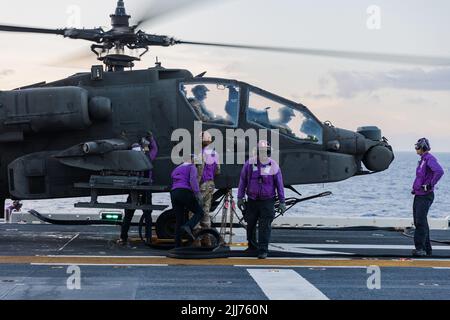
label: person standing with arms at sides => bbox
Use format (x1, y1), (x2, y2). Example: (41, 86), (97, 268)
(237, 140), (286, 259)
(192, 131), (221, 247)
(170, 154), (205, 248)
(118, 132), (159, 246)
(411, 138), (444, 257)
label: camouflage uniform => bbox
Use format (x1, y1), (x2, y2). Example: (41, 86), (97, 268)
(188, 98), (213, 122)
(194, 154), (220, 231)
(190, 148), (220, 247)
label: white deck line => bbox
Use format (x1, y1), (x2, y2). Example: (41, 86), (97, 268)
(272, 243), (450, 250)
(237, 265), (367, 269)
(30, 263), (169, 267)
(247, 269), (329, 300)
(269, 244), (353, 255)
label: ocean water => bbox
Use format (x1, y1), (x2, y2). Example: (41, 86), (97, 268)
(289, 152), (450, 218)
(11, 152), (450, 219)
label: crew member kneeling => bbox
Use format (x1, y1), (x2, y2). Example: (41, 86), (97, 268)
(170, 155), (205, 248)
(237, 140), (286, 259)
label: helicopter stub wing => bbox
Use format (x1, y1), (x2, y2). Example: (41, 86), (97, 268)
(57, 150), (153, 172)
(55, 140), (152, 172)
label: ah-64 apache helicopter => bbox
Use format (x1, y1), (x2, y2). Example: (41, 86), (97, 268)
(1, 0), (446, 238)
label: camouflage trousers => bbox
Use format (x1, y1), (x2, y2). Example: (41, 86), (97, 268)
(192, 180), (215, 232)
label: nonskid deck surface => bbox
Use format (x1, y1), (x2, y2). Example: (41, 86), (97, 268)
(1, 224), (450, 259)
(1, 224), (450, 300)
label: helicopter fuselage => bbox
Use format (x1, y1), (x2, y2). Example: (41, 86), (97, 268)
(0, 66), (394, 204)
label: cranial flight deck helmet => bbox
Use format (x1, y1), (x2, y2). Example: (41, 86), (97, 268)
(200, 131), (213, 143)
(252, 140), (273, 157)
(192, 85), (210, 96)
(415, 138), (431, 152)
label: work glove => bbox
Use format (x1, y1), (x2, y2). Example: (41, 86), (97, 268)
(141, 138), (150, 147)
(279, 202), (287, 215)
(237, 198), (246, 212)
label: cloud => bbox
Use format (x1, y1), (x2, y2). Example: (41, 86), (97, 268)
(222, 61), (242, 74)
(0, 69), (14, 78)
(330, 68), (450, 98)
(303, 92), (333, 100)
(404, 96), (437, 106)
(369, 94), (381, 104)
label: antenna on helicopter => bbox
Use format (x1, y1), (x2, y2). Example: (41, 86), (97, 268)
(155, 57), (162, 68)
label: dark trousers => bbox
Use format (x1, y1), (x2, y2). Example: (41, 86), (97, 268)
(413, 193), (434, 253)
(170, 189), (204, 247)
(120, 192), (153, 241)
(246, 198), (276, 254)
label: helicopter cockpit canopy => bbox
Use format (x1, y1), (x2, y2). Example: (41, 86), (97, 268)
(248, 91), (323, 144)
(180, 82), (240, 127)
(179, 80), (323, 144)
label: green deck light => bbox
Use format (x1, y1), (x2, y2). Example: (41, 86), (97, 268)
(101, 211), (123, 221)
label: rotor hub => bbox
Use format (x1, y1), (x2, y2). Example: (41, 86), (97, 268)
(110, 0), (131, 28)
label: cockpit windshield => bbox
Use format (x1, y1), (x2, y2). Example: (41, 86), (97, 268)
(247, 91), (323, 144)
(180, 82), (240, 127)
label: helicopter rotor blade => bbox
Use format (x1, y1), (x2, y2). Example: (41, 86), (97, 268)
(0, 24), (65, 35)
(0, 24), (105, 43)
(133, 0), (217, 28)
(175, 40), (450, 66)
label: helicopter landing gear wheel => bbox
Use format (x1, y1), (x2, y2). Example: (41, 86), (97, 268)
(155, 209), (176, 239)
(155, 209), (193, 246)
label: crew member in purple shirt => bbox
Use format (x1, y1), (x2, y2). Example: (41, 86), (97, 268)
(237, 140), (286, 259)
(170, 155), (205, 247)
(119, 132), (159, 246)
(411, 138), (444, 257)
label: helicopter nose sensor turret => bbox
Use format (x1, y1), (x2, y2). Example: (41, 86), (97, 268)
(323, 124), (394, 174)
(358, 126), (394, 172)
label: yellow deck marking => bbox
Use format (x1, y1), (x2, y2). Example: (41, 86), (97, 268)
(0, 256), (450, 268)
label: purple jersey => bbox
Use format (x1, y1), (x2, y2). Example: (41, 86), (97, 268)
(145, 137), (158, 183)
(200, 148), (220, 184)
(171, 163), (200, 194)
(238, 158), (285, 202)
(413, 152), (444, 196)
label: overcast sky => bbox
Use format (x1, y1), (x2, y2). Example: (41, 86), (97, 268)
(1, 0), (449, 152)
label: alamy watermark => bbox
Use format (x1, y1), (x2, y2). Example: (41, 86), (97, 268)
(367, 5), (382, 30)
(66, 265), (81, 290)
(66, 5), (82, 28)
(367, 266), (381, 290)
